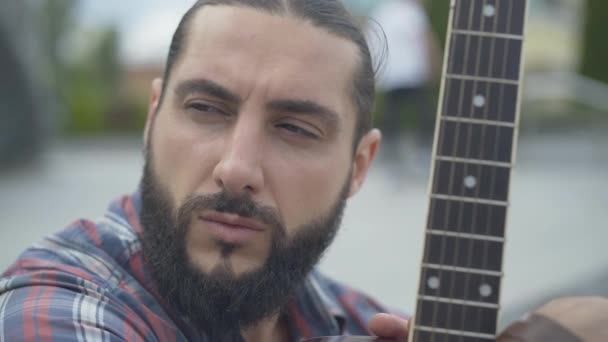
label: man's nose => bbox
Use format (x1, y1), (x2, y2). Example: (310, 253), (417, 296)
(212, 121), (265, 195)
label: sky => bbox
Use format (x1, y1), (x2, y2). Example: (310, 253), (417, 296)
(76, 0), (194, 66)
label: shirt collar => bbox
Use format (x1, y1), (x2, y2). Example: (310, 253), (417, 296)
(287, 270), (347, 340)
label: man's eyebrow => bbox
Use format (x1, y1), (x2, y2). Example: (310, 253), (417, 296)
(268, 99), (341, 127)
(174, 78), (241, 104)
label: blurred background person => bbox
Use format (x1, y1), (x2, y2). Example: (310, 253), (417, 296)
(366, 0), (441, 174)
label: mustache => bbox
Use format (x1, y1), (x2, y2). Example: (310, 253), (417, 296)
(177, 191), (285, 234)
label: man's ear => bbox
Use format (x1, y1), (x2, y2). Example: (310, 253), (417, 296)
(143, 78), (164, 146)
(348, 128), (381, 197)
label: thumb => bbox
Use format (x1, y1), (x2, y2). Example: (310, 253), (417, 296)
(369, 313), (410, 340)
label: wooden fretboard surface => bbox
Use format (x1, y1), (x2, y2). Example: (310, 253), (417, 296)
(412, 0), (528, 341)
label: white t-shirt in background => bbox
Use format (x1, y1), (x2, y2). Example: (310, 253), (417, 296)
(368, 0), (431, 91)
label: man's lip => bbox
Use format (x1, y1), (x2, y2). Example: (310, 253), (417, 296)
(198, 211), (265, 231)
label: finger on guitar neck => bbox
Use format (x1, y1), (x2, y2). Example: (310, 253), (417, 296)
(497, 314), (582, 342)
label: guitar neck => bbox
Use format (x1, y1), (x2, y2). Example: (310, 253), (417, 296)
(412, 0), (528, 340)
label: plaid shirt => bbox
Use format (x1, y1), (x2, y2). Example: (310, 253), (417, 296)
(0, 193), (398, 341)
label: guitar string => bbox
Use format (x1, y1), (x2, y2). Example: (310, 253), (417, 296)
(428, 0), (477, 340)
(430, 0), (468, 339)
(475, 0), (519, 337)
(421, 1), (522, 340)
(414, 0), (466, 339)
(446, 0), (496, 339)
(459, 0), (505, 339)
(438, 0), (497, 339)
(414, 0), (466, 340)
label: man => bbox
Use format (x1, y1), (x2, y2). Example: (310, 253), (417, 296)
(0, 1), (605, 341)
(0, 1), (406, 341)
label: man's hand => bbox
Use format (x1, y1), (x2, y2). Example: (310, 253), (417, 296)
(498, 296), (608, 342)
(368, 296), (608, 341)
(368, 313), (410, 341)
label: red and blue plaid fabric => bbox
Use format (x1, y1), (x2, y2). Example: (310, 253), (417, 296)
(0, 193), (399, 341)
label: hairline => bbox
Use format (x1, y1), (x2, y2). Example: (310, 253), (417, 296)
(158, 2), (373, 151)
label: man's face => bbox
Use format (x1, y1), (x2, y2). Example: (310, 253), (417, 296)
(145, 6), (378, 278)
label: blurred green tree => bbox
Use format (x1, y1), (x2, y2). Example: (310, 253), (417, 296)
(64, 27), (123, 133)
(36, 0), (144, 134)
(424, 0), (450, 49)
(580, 0), (608, 84)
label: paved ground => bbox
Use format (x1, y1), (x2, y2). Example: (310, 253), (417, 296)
(1, 130), (607, 329)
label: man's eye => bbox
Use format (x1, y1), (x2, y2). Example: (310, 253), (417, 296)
(187, 102), (226, 115)
(277, 123), (318, 139)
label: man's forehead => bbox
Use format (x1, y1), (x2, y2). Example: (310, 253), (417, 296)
(185, 5), (360, 67)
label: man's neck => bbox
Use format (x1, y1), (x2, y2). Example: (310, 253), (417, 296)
(241, 313), (290, 342)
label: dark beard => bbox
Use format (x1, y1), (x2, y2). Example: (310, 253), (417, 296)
(139, 155), (349, 341)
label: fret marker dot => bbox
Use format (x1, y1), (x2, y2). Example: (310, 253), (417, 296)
(483, 4), (496, 17)
(473, 94), (486, 108)
(464, 175), (477, 189)
(427, 276), (440, 290)
(479, 284), (493, 298)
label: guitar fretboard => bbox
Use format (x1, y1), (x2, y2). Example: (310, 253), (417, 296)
(413, 0), (527, 341)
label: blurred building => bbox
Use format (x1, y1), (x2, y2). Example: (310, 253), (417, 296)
(0, 1), (55, 168)
(124, 65), (163, 104)
(526, 0), (584, 71)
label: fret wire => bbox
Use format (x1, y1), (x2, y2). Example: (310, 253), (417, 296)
(446, 73), (519, 85)
(443, 78), (519, 123)
(442, 115), (516, 127)
(420, 265), (502, 303)
(436, 156), (512, 168)
(436, 121), (515, 162)
(418, 295), (500, 309)
(433, 158), (511, 206)
(415, 326), (496, 339)
(427, 229), (506, 243)
(423, 263), (503, 277)
(452, 29), (523, 40)
(431, 194), (508, 207)
(428, 197), (507, 239)
(425, 231), (503, 273)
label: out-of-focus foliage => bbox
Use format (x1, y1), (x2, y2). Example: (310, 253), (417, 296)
(37, 0), (146, 135)
(62, 28), (146, 134)
(424, 0), (450, 49)
(580, 0), (608, 84)
(64, 28), (119, 133)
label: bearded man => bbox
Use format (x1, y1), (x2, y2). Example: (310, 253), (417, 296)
(0, 1), (403, 341)
(2, 1), (607, 341)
